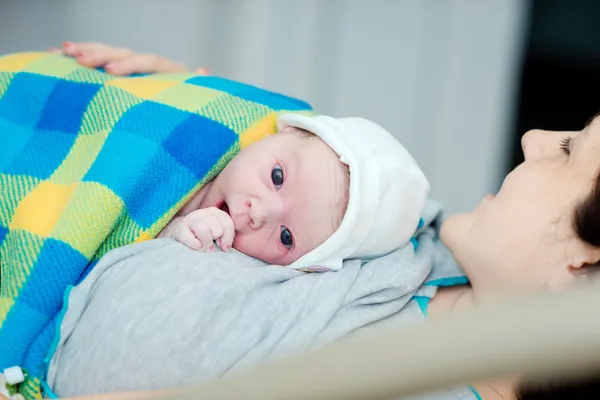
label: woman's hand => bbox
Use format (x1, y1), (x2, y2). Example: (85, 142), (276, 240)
(48, 41), (210, 76)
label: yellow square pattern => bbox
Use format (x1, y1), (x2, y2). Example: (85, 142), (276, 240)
(22, 55), (79, 78)
(145, 73), (196, 81)
(153, 83), (222, 112)
(0, 52), (46, 72)
(107, 77), (179, 99)
(9, 182), (78, 238)
(0, 174), (41, 228)
(51, 182), (124, 258)
(240, 112), (277, 148)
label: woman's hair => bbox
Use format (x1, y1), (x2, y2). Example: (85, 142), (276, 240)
(517, 172), (600, 399)
(517, 372), (600, 399)
(573, 172), (600, 247)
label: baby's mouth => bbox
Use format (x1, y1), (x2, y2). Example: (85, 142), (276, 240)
(218, 200), (230, 216)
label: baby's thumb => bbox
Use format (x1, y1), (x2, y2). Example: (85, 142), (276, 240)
(218, 229), (234, 252)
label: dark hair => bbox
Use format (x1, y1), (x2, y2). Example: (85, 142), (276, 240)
(516, 173), (600, 399)
(517, 372), (600, 399)
(573, 172), (600, 247)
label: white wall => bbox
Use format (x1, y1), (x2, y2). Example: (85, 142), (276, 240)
(0, 0), (530, 217)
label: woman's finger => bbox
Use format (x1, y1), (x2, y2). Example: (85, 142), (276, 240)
(76, 46), (132, 69)
(62, 41), (111, 57)
(105, 53), (188, 76)
(195, 67), (211, 76)
(60, 41), (111, 57)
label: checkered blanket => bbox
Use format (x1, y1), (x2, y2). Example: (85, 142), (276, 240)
(0, 52), (312, 398)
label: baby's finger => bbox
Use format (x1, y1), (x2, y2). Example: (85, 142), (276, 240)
(177, 226), (203, 251)
(203, 213), (225, 243)
(213, 209), (235, 251)
(105, 53), (188, 76)
(188, 220), (215, 251)
(47, 47), (63, 55)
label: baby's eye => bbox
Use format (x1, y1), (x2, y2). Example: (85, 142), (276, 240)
(271, 164), (284, 189)
(280, 226), (293, 249)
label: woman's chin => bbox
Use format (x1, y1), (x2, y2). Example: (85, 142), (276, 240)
(440, 212), (473, 252)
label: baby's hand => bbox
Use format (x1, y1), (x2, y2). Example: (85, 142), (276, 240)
(48, 41), (210, 76)
(171, 207), (235, 252)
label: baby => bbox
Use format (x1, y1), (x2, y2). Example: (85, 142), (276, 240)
(158, 113), (429, 271)
(55, 42), (430, 271)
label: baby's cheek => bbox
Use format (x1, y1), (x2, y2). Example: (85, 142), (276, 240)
(232, 233), (280, 264)
(233, 232), (285, 265)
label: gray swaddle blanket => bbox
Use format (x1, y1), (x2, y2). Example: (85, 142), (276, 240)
(46, 200), (476, 399)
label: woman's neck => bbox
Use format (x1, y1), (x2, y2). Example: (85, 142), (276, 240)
(427, 285), (475, 317)
(428, 286), (517, 400)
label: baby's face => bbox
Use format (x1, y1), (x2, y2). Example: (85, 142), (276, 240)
(200, 129), (349, 265)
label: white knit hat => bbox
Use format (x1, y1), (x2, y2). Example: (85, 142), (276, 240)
(277, 114), (430, 272)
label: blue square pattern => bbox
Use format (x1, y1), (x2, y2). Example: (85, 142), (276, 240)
(0, 301), (47, 369)
(16, 238), (88, 318)
(37, 79), (102, 134)
(162, 114), (238, 179)
(23, 312), (58, 376)
(126, 148), (199, 228)
(113, 101), (191, 143)
(185, 76), (312, 111)
(0, 73), (60, 127)
(2, 129), (77, 179)
(83, 129), (162, 206)
(0, 118), (35, 170)
(0, 224), (7, 247)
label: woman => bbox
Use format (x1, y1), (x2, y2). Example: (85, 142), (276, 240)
(32, 42), (600, 399)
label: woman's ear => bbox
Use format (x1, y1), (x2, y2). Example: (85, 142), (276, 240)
(566, 241), (600, 282)
(546, 240), (600, 290)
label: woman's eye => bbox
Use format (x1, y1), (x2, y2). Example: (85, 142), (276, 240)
(280, 226), (293, 249)
(271, 164), (284, 189)
(559, 136), (572, 155)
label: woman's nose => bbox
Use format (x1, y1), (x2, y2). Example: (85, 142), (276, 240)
(521, 129), (575, 161)
(248, 195), (283, 229)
